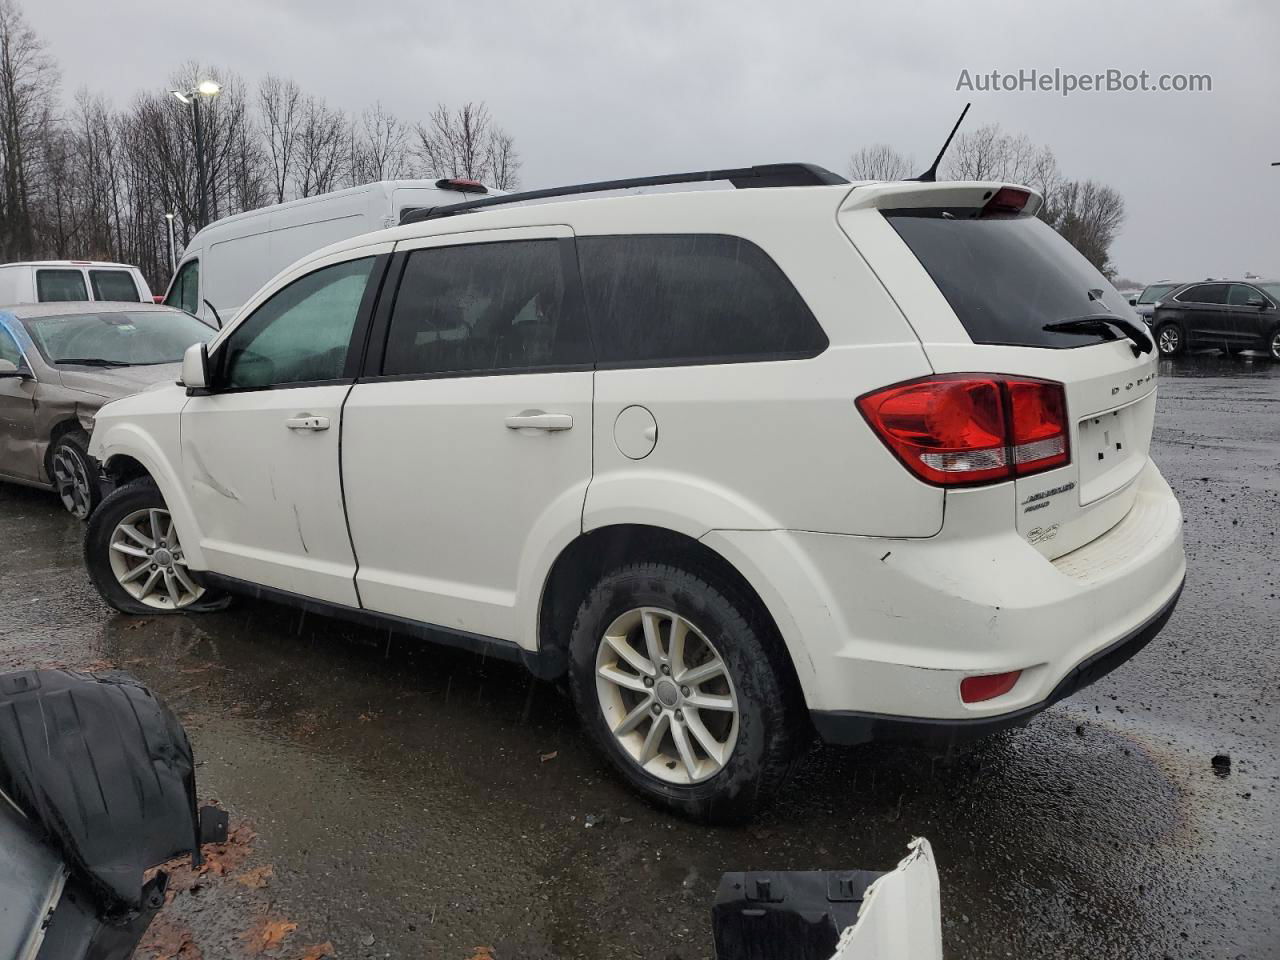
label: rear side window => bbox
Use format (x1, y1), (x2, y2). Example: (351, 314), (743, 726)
(885, 212), (1131, 349)
(577, 234), (826, 366)
(381, 240), (590, 377)
(89, 269), (140, 302)
(36, 269), (89, 303)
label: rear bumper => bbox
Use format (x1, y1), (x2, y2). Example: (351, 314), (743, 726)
(810, 577), (1183, 746)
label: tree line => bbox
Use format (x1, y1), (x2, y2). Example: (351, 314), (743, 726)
(0, 0), (520, 291)
(848, 124), (1127, 278)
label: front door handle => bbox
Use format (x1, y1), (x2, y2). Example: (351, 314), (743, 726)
(504, 411), (573, 432)
(285, 416), (330, 431)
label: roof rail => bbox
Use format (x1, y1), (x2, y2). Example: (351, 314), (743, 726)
(400, 162), (847, 225)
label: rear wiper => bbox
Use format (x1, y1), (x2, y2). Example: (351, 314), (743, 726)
(54, 358), (133, 367)
(1043, 315), (1153, 357)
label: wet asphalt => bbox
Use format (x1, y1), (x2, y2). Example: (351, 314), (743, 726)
(0, 352), (1277, 960)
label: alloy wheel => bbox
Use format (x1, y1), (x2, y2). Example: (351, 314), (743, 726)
(107, 508), (204, 610)
(594, 606), (740, 785)
(1270, 331), (1280, 361)
(1158, 327), (1180, 355)
(52, 445), (93, 519)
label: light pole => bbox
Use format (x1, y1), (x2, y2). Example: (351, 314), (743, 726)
(164, 212), (176, 275)
(171, 80), (222, 230)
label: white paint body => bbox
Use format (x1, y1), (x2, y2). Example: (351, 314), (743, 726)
(91, 179), (1185, 723)
(0, 261), (153, 305)
(163, 181), (498, 327)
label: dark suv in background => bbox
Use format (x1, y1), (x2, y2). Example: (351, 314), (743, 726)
(1151, 280), (1280, 360)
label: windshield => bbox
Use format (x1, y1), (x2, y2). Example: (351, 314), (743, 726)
(1138, 283), (1179, 304)
(884, 210), (1131, 349)
(22, 310), (213, 366)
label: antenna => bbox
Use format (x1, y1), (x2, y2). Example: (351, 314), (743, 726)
(913, 102), (971, 182)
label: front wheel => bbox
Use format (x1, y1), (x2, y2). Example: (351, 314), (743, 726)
(85, 478), (229, 614)
(1155, 322), (1185, 357)
(49, 430), (100, 520)
(1268, 326), (1280, 362)
(567, 562), (806, 823)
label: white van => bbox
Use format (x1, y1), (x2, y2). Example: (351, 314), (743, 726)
(0, 261), (154, 306)
(162, 179), (495, 327)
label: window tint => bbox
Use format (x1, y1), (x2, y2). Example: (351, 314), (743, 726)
(36, 269), (89, 303)
(166, 260), (200, 315)
(0, 325), (23, 366)
(577, 235), (826, 365)
(1227, 284), (1261, 306)
(1178, 284), (1226, 305)
(221, 257), (374, 389)
(382, 240), (588, 377)
(884, 212), (1130, 348)
(89, 269), (140, 302)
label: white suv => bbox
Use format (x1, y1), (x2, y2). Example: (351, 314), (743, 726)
(84, 164), (1186, 821)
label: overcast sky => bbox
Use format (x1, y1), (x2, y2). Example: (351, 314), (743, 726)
(26, 0), (1280, 283)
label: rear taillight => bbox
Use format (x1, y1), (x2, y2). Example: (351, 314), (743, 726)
(857, 375), (1069, 487)
(960, 670), (1022, 703)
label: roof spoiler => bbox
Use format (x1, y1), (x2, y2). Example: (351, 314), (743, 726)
(400, 162), (848, 225)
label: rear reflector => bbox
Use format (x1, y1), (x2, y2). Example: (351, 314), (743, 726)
(857, 374), (1069, 487)
(960, 670), (1021, 703)
(981, 187), (1030, 217)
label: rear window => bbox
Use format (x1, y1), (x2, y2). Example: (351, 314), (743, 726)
(36, 269), (89, 303)
(885, 211), (1131, 349)
(89, 269), (140, 302)
(577, 234), (827, 367)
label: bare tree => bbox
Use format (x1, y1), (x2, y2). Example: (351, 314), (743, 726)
(0, 0), (58, 259)
(349, 101), (409, 185)
(259, 74), (301, 203)
(1041, 179), (1126, 277)
(846, 143), (914, 181)
(942, 122), (1059, 198)
(414, 101), (518, 187)
(292, 94), (346, 197)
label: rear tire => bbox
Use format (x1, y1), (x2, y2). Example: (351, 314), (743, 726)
(1155, 321), (1185, 357)
(567, 562), (807, 823)
(85, 478), (230, 615)
(49, 430), (100, 520)
(1268, 326), (1280, 362)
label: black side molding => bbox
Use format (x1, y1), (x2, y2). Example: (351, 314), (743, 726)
(811, 577), (1184, 747)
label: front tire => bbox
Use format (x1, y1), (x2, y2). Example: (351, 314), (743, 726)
(567, 562), (806, 822)
(1268, 326), (1280, 362)
(1155, 321), (1185, 357)
(85, 478), (229, 614)
(49, 430), (100, 520)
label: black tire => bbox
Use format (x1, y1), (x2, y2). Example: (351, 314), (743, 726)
(1155, 321), (1185, 357)
(48, 430), (101, 520)
(567, 562), (807, 823)
(85, 478), (230, 615)
(1267, 325), (1280, 362)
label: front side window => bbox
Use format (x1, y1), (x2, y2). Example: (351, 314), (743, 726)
(89, 269), (140, 302)
(166, 260), (200, 315)
(381, 240), (588, 377)
(1177, 284), (1226, 305)
(577, 234), (826, 365)
(0, 324), (24, 366)
(220, 257), (375, 389)
(36, 269), (89, 303)
(21, 310), (213, 366)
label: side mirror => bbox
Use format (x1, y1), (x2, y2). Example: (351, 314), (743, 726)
(181, 342), (209, 391)
(1128, 297), (1138, 307)
(0, 358), (30, 379)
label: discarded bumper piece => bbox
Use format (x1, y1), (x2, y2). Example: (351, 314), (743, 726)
(0, 669), (227, 960)
(713, 838), (941, 960)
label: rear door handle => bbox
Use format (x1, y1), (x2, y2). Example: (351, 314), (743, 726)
(285, 416), (330, 431)
(504, 411), (573, 432)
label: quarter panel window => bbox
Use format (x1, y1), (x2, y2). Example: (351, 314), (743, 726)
(381, 240), (588, 377)
(220, 257), (375, 389)
(576, 234), (827, 365)
(89, 270), (141, 302)
(36, 270), (89, 303)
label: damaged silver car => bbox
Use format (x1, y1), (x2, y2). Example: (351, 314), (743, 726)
(0, 303), (212, 518)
